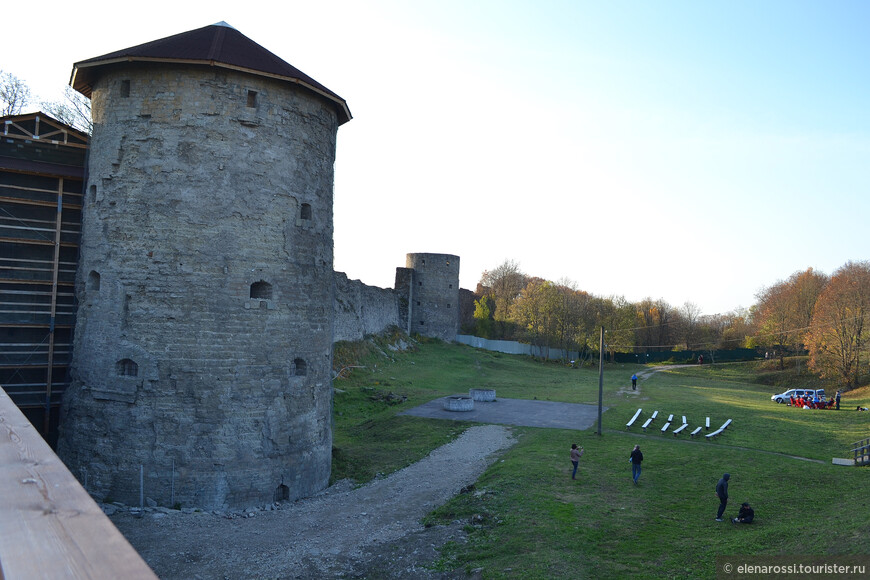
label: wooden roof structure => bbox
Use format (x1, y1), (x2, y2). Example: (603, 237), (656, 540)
(69, 22), (352, 125)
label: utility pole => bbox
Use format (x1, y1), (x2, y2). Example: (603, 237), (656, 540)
(597, 326), (604, 435)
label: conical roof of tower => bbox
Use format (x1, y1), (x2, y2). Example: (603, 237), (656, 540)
(70, 22), (351, 125)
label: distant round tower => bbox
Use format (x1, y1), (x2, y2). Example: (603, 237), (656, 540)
(406, 253), (460, 340)
(58, 23), (351, 510)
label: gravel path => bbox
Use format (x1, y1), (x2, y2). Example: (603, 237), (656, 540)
(111, 424), (516, 579)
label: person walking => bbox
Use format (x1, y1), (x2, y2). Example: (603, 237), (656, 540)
(715, 473), (730, 521)
(836, 391), (841, 410)
(629, 444), (643, 484)
(631, 374), (638, 390)
(570, 443), (584, 480)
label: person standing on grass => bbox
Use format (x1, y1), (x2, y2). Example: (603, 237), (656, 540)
(715, 473), (730, 521)
(570, 443), (584, 480)
(629, 444), (643, 484)
(836, 391), (841, 410)
(631, 374), (638, 390)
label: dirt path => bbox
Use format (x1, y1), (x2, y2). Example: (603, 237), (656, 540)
(616, 365), (697, 396)
(110, 424), (516, 579)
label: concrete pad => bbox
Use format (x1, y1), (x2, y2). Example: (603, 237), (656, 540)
(399, 396), (604, 430)
(832, 458), (855, 466)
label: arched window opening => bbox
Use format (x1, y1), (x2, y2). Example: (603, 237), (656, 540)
(275, 483), (289, 502)
(117, 359), (138, 377)
(293, 358), (307, 377)
(250, 281), (273, 300)
(300, 203), (312, 221)
(89, 184), (97, 204)
(87, 270), (101, 292)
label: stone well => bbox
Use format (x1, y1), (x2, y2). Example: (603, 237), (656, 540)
(469, 388), (496, 402)
(443, 395), (474, 412)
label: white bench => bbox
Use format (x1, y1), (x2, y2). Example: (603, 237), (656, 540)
(667, 414), (674, 423)
(705, 417), (710, 430)
(626, 408), (643, 429)
(706, 428), (724, 439)
(682, 416), (687, 425)
(642, 411), (659, 432)
(690, 426), (703, 438)
(673, 423), (688, 436)
(706, 419), (733, 440)
(661, 421), (672, 432)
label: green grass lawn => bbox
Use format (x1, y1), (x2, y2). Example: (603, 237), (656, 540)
(332, 338), (870, 579)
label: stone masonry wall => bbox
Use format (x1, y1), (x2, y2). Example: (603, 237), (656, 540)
(333, 272), (402, 342)
(58, 65), (339, 510)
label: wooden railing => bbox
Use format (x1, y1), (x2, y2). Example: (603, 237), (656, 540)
(0, 385), (157, 579)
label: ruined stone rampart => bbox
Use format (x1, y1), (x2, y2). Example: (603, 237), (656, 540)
(333, 272), (402, 342)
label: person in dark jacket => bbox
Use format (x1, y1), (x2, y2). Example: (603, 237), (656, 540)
(715, 473), (730, 521)
(629, 445), (643, 484)
(732, 502), (754, 524)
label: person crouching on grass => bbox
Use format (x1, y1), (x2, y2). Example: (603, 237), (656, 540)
(732, 502), (754, 524)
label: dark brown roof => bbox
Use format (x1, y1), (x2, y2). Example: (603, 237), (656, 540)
(70, 22), (351, 125)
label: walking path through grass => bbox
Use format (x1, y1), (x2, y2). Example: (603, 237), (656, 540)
(111, 424), (516, 579)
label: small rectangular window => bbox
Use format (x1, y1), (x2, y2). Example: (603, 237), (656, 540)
(247, 90), (258, 108)
(121, 80), (130, 98)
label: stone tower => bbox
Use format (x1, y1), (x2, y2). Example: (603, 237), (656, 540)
(401, 253), (460, 340)
(57, 23), (351, 509)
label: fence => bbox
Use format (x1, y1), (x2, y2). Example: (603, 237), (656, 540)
(455, 335), (761, 365)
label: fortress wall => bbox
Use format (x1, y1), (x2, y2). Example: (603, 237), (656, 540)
(333, 272), (402, 342)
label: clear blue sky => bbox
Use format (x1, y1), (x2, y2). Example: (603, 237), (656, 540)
(6, 0), (869, 315)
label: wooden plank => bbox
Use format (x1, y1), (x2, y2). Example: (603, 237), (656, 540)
(0, 386), (158, 579)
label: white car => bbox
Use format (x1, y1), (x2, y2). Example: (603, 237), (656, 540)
(771, 388), (826, 404)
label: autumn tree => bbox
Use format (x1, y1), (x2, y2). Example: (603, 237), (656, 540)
(755, 268), (828, 367)
(594, 296), (636, 361)
(472, 295), (495, 339)
(677, 301), (703, 350)
(511, 278), (561, 356)
(634, 298), (676, 353)
(478, 259), (527, 339)
(806, 261), (870, 390)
